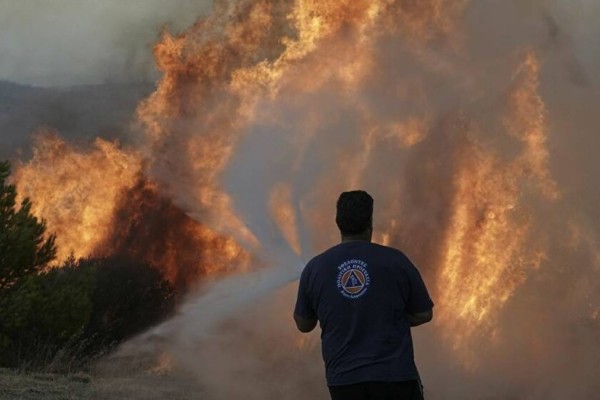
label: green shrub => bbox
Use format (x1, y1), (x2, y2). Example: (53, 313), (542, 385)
(0, 256), (175, 370)
(0, 259), (95, 368)
(82, 257), (175, 352)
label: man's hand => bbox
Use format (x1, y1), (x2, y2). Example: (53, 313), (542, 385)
(407, 308), (433, 327)
(294, 313), (318, 333)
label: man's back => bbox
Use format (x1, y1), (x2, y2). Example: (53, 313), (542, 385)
(295, 241), (434, 386)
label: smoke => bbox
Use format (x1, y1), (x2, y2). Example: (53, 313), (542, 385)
(0, 0), (212, 87)
(550, 0), (600, 79)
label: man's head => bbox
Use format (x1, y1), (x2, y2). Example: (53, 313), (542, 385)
(336, 190), (374, 240)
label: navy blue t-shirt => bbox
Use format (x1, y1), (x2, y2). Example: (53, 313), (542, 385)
(294, 241), (434, 386)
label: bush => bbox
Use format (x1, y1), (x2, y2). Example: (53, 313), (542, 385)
(0, 256), (175, 370)
(82, 257), (175, 353)
(0, 259), (95, 369)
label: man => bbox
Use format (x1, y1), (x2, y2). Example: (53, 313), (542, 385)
(294, 190), (434, 400)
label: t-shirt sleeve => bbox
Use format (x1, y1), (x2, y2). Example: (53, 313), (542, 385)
(294, 263), (316, 320)
(403, 255), (434, 314)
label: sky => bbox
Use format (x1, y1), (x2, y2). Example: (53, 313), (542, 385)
(0, 0), (212, 87)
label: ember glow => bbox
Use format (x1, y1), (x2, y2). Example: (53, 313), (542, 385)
(9, 0), (600, 398)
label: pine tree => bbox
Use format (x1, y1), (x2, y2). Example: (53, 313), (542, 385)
(0, 161), (56, 291)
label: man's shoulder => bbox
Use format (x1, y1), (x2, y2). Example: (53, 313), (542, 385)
(309, 242), (408, 259)
(368, 242), (408, 259)
(303, 244), (347, 273)
(305, 246), (335, 268)
(367, 244), (418, 274)
(304, 242), (411, 269)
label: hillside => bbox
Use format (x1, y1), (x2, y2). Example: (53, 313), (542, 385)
(0, 80), (153, 159)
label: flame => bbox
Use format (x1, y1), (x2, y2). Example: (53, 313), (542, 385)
(150, 351), (175, 375)
(505, 52), (559, 200)
(13, 131), (142, 262)
(12, 132), (249, 287)
(435, 52), (558, 363)
(95, 177), (250, 288)
(387, 118), (431, 148)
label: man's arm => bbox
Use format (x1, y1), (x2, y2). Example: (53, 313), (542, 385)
(294, 263), (317, 333)
(401, 252), (434, 328)
(407, 308), (433, 327)
(294, 313), (318, 333)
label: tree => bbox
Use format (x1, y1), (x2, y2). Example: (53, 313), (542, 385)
(0, 255), (175, 369)
(82, 257), (175, 351)
(0, 160), (56, 291)
(0, 259), (95, 368)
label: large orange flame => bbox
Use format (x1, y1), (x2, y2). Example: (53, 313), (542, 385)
(13, 131), (142, 262)
(436, 51), (559, 363)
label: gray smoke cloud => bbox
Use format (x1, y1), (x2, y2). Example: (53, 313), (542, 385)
(0, 0), (212, 87)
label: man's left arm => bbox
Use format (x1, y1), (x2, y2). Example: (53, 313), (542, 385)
(293, 265), (318, 333)
(403, 255), (434, 327)
(407, 309), (433, 327)
(294, 313), (317, 332)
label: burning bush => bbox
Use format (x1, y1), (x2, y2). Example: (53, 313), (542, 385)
(0, 163), (176, 370)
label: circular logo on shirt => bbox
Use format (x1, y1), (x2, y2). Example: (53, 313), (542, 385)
(336, 259), (370, 299)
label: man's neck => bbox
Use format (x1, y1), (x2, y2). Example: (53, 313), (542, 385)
(341, 233), (372, 243)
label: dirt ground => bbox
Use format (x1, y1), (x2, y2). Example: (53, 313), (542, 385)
(0, 368), (202, 400)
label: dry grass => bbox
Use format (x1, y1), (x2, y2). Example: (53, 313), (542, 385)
(0, 367), (202, 400)
(0, 368), (90, 400)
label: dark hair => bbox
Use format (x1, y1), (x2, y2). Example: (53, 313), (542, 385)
(336, 190), (374, 235)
